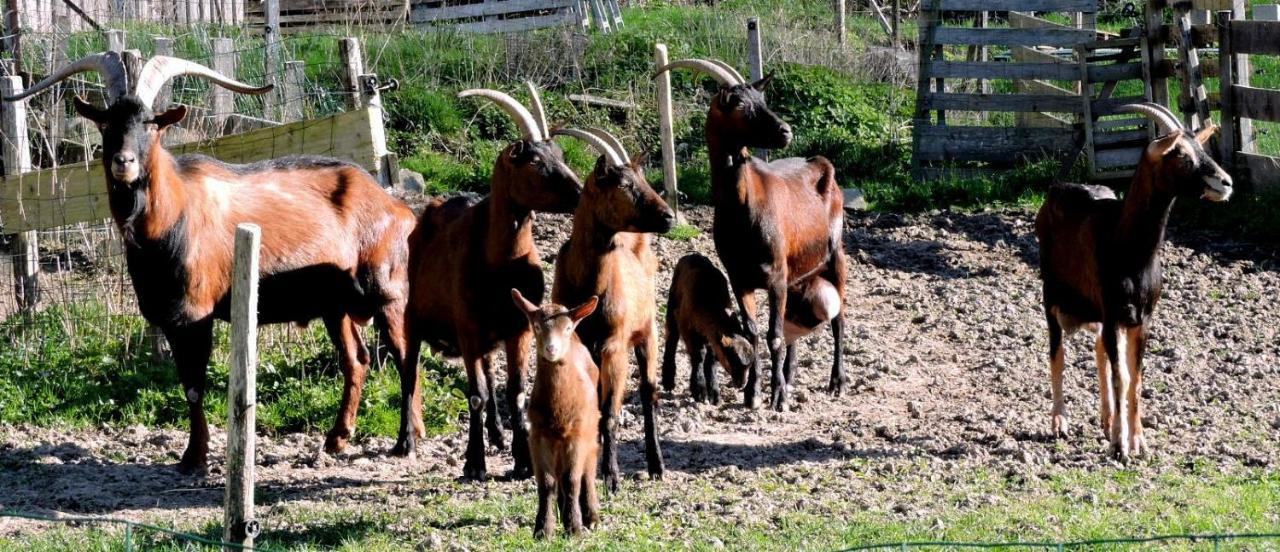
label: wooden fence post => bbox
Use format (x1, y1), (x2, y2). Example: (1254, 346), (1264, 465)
(835, 0), (846, 45)
(211, 38), (235, 135)
(589, 0), (611, 33)
(1217, 10), (1236, 169)
(152, 37), (173, 108)
(106, 29), (125, 53)
(282, 60), (306, 123)
(1230, 0), (1251, 154)
(747, 18), (765, 159)
(263, 0), (281, 121)
(1, 75), (38, 312)
(1145, 0), (1169, 109)
(339, 38), (365, 110)
(223, 223), (260, 552)
(654, 43), (678, 218)
(360, 73), (397, 188)
(892, 0), (900, 46)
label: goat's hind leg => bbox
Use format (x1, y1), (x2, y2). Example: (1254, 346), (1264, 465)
(636, 334), (665, 479)
(324, 315), (369, 454)
(1101, 322), (1131, 458)
(481, 354), (506, 452)
(506, 333), (534, 480)
(1093, 328), (1112, 438)
(460, 349), (490, 480)
(700, 344), (721, 405)
(735, 290), (763, 409)
(1125, 325), (1148, 456)
(1046, 311), (1067, 439)
(766, 282), (790, 412)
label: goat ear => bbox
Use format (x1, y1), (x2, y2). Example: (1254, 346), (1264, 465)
(751, 72), (774, 92)
(594, 154), (609, 174)
(152, 105), (187, 130)
(568, 296), (598, 323)
(630, 152), (649, 168)
(1150, 132), (1182, 158)
(510, 288), (538, 316)
(508, 140), (526, 159)
(1195, 124), (1219, 146)
(73, 96), (108, 125)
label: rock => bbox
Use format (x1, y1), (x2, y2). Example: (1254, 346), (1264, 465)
(843, 188), (868, 212)
(399, 169), (426, 193)
(908, 401), (923, 419)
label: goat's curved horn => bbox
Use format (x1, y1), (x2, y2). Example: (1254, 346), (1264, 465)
(1118, 102), (1181, 136)
(524, 81), (550, 140)
(584, 127), (630, 164)
(135, 56), (273, 109)
(708, 60), (747, 85)
(4, 51), (129, 102)
(653, 59), (741, 87)
(552, 128), (625, 167)
(460, 88), (545, 142)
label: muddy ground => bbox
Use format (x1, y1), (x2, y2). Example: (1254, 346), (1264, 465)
(2, 205), (1279, 544)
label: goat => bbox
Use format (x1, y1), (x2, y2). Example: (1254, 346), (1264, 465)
(1035, 102), (1232, 458)
(549, 127), (675, 490)
(399, 86), (582, 481)
(654, 59), (848, 412)
(4, 52), (418, 473)
(512, 289), (601, 539)
(661, 254), (754, 405)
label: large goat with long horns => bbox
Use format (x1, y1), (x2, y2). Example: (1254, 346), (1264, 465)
(653, 59), (848, 411)
(550, 127), (675, 489)
(1036, 102), (1232, 458)
(4, 51), (419, 473)
(399, 85), (582, 481)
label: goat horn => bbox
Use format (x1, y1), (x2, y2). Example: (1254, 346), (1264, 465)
(524, 81), (550, 140)
(460, 88), (545, 142)
(1117, 102), (1181, 136)
(653, 59), (741, 87)
(552, 128), (625, 167)
(3, 51), (129, 103)
(584, 127), (631, 164)
(135, 56), (273, 109)
(708, 60), (747, 85)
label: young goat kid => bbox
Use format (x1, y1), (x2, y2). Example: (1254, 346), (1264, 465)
(654, 59), (848, 411)
(400, 86), (582, 480)
(1036, 103), (1232, 458)
(512, 289), (601, 539)
(550, 128), (675, 489)
(5, 52), (417, 473)
(661, 254), (754, 405)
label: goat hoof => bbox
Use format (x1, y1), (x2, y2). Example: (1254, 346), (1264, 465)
(176, 453), (208, 476)
(743, 388), (762, 410)
(324, 430), (351, 454)
(770, 387), (789, 412)
(826, 380), (846, 397)
(390, 437), (416, 458)
(533, 528), (548, 540)
(604, 473), (620, 493)
(462, 460), (488, 482)
(708, 391), (722, 406)
(1130, 435), (1147, 457)
(1050, 415), (1067, 439)
(511, 463), (533, 481)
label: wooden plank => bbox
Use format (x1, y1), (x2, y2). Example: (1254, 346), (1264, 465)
(915, 125), (1080, 162)
(911, 0), (939, 177)
(1086, 63), (1144, 83)
(929, 0), (1095, 11)
(441, 10), (572, 33)
(930, 61), (1080, 80)
(1219, 11), (1237, 168)
(411, 0), (572, 22)
(1232, 86), (1280, 123)
(1175, 11), (1210, 130)
(223, 222), (260, 552)
(1009, 11), (1071, 31)
(922, 92), (1084, 113)
(933, 27), (1095, 47)
(1094, 146), (1144, 168)
(1094, 95), (1156, 116)
(2, 75), (38, 312)
(0, 108), (381, 233)
(1093, 129), (1150, 146)
(1238, 151), (1280, 191)
(1228, 21), (1280, 56)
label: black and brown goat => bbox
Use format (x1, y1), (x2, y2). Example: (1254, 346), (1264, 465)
(661, 254), (754, 405)
(1036, 102), (1232, 458)
(550, 128), (675, 489)
(512, 289), (601, 539)
(4, 52), (418, 473)
(654, 59), (848, 412)
(399, 86), (582, 480)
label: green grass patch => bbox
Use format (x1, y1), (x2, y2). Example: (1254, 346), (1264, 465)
(663, 223), (701, 242)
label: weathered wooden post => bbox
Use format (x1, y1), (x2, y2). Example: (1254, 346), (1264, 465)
(589, 0), (612, 33)
(654, 43), (678, 218)
(211, 38), (235, 135)
(747, 18), (766, 159)
(1217, 10), (1236, 169)
(152, 37), (173, 108)
(1, 75), (38, 312)
(339, 38), (365, 110)
(263, 0), (281, 120)
(223, 223), (260, 552)
(360, 73), (397, 189)
(106, 29), (125, 53)
(892, 0), (900, 46)
(835, 0), (846, 45)
(282, 60), (306, 123)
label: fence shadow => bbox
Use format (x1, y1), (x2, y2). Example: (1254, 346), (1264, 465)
(845, 211), (1039, 280)
(612, 435), (912, 475)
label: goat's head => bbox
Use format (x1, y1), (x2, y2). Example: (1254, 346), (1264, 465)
(713, 319), (754, 385)
(512, 288), (597, 363)
(4, 51), (272, 189)
(552, 128), (676, 234)
(461, 84), (582, 214)
(1121, 103), (1233, 202)
(654, 58), (793, 150)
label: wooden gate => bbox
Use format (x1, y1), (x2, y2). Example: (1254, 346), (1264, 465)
(1218, 13), (1280, 190)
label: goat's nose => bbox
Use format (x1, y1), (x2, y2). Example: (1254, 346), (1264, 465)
(113, 152), (136, 165)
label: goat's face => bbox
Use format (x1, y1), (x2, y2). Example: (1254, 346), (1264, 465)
(513, 289), (598, 363)
(714, 322), (754, 385)
(501, 140), (582, 213)
(709, 74), (793, 150)
(584, 154), (675, 234)
(1147, 126), (1233, 202)
(74, 96), (186, 187)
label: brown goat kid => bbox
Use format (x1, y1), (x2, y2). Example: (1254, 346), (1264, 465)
(654, 59), (848, 412)
(661, 254), (754, 405)
(1036, 103), (1232, 458)
(512, 289), (602, 539)
(4, 52), (417, 473)
(550, 128), (675, 490)
(400, 87), (582, 481)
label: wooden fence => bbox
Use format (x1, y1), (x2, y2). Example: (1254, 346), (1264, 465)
(247, 0), (622, 34)
(12, 0), (245, 32)
(1218, 12), (1280, 190)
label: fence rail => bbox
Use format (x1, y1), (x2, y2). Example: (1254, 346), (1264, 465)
(1219, 13), (1280, 190)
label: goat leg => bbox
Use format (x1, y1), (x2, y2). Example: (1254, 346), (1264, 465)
(599, 346), (626, 492)
(324, 315), (369, 454)
(580, 467), (600, 529)
(827, 310), (846, 396)
(701, 345), (721, 406)
(1094, 333), (1112, 437)
(1047, 311), (1067, 439)
(688, 341), (707, 403)
(637, 341), (665, 479)
(168, 320), (214, 475)
(1126, 325), (1148, 456)
(783, 343), (797, 389)
(462, 352), (489, 481)
(563, 470), (585, 536)
(736, 290), (763, 409)
(766, 286), (790, 412)
(507, 334), (534, 480)
(661, 311), (680, 392)
(1103, 323), (1129, 459)
(481, 355), (506, 452)
(534, 474), (554, 539)
(391, 333), (421, 456)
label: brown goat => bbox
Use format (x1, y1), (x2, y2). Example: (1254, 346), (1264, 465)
(512, 289), (601, 539)
(655, 59), (848, 412)
(661, 254), (754, 405)
(399, 87), (582, 481)
(550, 128), (675, 490)
(1036, 103), (1232, 458)
(5, 52), (418, 473)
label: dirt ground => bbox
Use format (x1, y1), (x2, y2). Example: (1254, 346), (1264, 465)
(2, 205), (1279, 543)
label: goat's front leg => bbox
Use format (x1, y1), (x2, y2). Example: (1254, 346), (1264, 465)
(735, 290), (762, 409)
(598, 343), (628, 492)
(687, 338), (707, 402)
(1102, 322), (1132, 459)
(700, 345), (722, 405)
(324, 315), (369, 454)
(166, 320), (214, 475)
(392, 319), (421, 457)
(460, 349), (490, 480)
(828, 309), (846, 395)
(506, 332), (533, 480)
(766, 282), (789, 412)
(481, 354), (505, 452)
(1046, 311), (1067, 438)
(661, 309), (680, 392)
(1094, 332), (1112, 437)
(636, 329), (665, 479)
(1125, 325), (1148, 456)
(533, 469), (554, 539)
